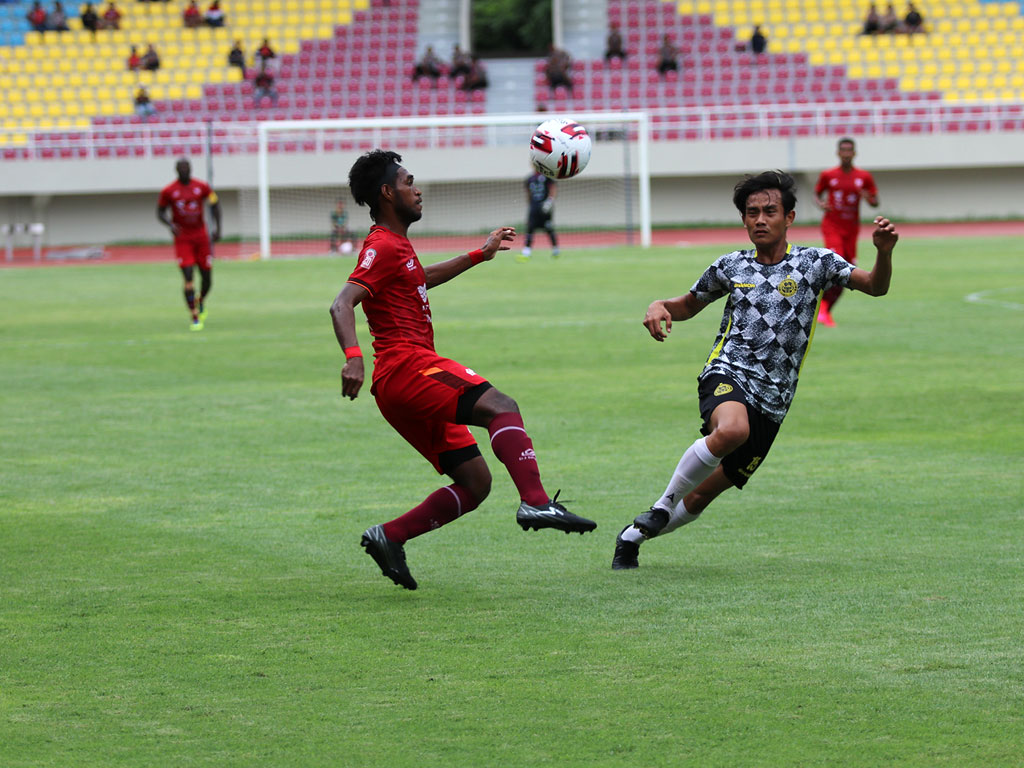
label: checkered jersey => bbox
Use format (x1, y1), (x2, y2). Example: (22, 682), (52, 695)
(690, 245), (854, 422)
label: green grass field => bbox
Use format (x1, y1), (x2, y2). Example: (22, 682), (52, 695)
(2, 235), (1023, 767)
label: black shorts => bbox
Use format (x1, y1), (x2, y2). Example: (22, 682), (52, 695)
(527, 208), (552, 231)
(697, 373), (781, 489)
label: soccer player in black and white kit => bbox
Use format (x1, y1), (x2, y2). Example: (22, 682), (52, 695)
(612, 170), (899, 569)
(518, 169), (559, 261)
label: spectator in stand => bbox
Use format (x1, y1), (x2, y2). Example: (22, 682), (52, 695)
(47, 1), (69, 31)
(204, 0), (225, 27)
(412, 45), (443, 84)
(254, 37), (276, 67)
(879, 2), (899, 32)
(228, 40), (246, 74)
(183, 0), (202, 28)
(903, 2), (924, 33)
(861, 3), (881, 34)
(98, 1), (121, 30)
(656, 34), (679, 77)
(141, 43), (160, 71)
(449, 44), (471, 78)
(79, 1), (98, 35)
(461, 55), (488, 91)
(544, 45), (574, 94)
(605, 22), (627, 61)
(26, 1), (48, 32)
(750, 24), (767, 54)
(127, 44), (142, 71)
(134, 86), (156, 118)
(252, 62), (278, 106)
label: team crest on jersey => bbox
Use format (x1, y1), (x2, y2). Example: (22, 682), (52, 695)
(360, 248), (376, 268)
(714, 383), (733, 396)
(778, 277), (798, 297)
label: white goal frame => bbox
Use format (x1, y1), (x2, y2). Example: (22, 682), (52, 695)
(255, 111), (652, 260)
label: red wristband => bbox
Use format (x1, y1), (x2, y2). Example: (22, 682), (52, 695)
(468, 249), (485, 265)
(344, 346), (362, 360)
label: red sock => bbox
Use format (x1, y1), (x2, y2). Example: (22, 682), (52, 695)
(487, 412), (548, 507)
(382, 484), (478, 544)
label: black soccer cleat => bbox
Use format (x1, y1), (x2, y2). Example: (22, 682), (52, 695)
(632, 506), (670, 539)
(516, 491), (597, 535)
(611, 526), (640, 570)
(360, 524), (417, 590)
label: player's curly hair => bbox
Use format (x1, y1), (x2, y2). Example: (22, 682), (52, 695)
(732, 170), (797, 215)
(348, 149), (402, 220)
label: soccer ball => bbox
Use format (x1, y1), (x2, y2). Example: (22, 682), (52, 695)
(529, 118), (592, 180)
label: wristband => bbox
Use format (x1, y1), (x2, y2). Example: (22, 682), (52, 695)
(468, 249), (485, 265)
(344, 346), (362, 360)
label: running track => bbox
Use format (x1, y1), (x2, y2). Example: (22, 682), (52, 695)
(3, 220), (1021, 268)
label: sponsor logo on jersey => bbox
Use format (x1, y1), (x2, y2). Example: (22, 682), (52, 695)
(778, 277), (798, 297)
(465, 367), (476, 376)
(360, 248), (376, 268)
(417, 284), (428, 304)
(714, 383), (733, 396)
(405, 258), (416, 271)
(733, 282), (756, 288)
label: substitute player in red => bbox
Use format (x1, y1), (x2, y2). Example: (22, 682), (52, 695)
(813, 137), (879, 327)
(157, 158), (222, 331)
(331, 150), (596, 591)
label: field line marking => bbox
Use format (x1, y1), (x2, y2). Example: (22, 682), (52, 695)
(964, 287), (1024, 311)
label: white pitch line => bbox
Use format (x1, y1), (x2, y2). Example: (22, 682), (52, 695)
(964, 287), (1024, 311)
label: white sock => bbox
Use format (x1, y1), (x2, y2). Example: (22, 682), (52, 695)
(662, 500), (701, 535)
(620, 525), (645, 544)
(654, 437), (721, 512)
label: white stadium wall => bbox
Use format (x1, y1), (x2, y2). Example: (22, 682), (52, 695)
(2, 131), (1024, 247)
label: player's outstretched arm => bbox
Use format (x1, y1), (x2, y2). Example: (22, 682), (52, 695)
(643, 292), (707, 341)
(330, 282), (369, 400)
(423, 226), (516, 288)
(848, 216), (898, 297)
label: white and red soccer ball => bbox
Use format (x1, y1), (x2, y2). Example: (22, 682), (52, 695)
(529, 117), (592, 180)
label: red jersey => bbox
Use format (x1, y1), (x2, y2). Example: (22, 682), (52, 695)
(815, 166), (877, 230)
(157, 178), (215, 234)
(346, 226), (434, 356)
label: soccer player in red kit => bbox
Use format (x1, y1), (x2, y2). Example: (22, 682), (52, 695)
(330, 150), (596, 591)
(814, 137), (878, 327)
(157, 158), (222, 331)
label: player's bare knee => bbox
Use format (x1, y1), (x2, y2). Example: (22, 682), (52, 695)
(711, 421), (749, 454)
(472, 388), (520, 425)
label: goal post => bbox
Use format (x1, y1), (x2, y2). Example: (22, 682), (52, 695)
(247, 111), (651, 260)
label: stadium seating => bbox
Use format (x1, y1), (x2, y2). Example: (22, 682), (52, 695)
(2, 0), (1023, 156)
(0, 0), (482, 144)
(528, 0), (1024, 138)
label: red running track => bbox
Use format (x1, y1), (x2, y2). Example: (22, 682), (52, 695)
(3, 220), (1022, 268)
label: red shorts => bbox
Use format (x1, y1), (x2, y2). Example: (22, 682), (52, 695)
(174, 229), (212, 270)
(821, 219), (859, 264)
(371, 345), (489, 473)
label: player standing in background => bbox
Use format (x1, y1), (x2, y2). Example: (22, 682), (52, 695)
(813, 137), (879, 327)
(331, 150), (596, 591)
(157, 158), (221, 331)
(612, 171), (898, 570)
(518, 168), (559, 262)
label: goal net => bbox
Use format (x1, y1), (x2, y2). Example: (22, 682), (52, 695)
(238, 112), (651, 260)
